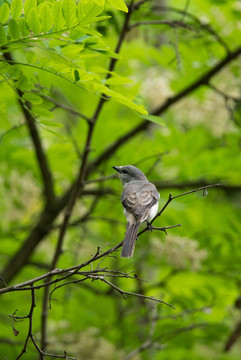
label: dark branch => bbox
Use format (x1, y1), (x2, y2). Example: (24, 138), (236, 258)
(3, 53), (55, 206)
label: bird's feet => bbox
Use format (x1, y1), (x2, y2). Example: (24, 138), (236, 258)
(147, 222), (153, 232)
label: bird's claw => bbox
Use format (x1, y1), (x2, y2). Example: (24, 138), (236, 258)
(147, 222), (153, 232)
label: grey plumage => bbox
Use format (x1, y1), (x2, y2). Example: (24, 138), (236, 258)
(113, 165), (159, 258)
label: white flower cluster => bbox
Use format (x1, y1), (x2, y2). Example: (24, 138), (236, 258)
(151, 235), (208, 271)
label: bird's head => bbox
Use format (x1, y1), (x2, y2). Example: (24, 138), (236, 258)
(113, 165), (147, 186)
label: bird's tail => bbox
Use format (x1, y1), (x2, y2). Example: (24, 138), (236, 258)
(121, 222), (140, 258)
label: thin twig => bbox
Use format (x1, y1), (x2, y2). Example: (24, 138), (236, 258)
(16, 287), (35, 359)
(129, 20), (196, 31)
(208, 83), (241, 102)
(100, 278), (175, 308)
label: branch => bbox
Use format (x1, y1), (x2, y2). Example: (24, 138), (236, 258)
(129, 20), (196, 31)
(100, 277), (175, 308)
(153, 180), (241, 194)
(14, 287), (76, 359)
(16, 287), (35, 359)
(224, 321), (241, 352)
(3, 52), (55, 206)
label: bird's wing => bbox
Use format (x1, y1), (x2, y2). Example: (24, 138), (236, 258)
(121, 181), (159, 220)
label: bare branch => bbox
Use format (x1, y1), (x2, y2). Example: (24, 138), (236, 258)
(153, 180), (241, 194)
(129, 20), (196, 31)
(16, 287), (35, 359)
(100, 277), (175, 308)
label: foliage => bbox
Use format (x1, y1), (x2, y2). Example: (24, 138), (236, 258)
(0, 0), (241, 359)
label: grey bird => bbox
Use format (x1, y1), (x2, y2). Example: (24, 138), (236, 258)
(113, 165), (160, 257)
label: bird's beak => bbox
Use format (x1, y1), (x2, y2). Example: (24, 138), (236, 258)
(113, 166), (120, 172)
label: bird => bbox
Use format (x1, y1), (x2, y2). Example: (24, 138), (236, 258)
(113, 165), (159, 257)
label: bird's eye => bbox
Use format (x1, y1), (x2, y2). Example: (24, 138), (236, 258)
(122, 169), (128, 175)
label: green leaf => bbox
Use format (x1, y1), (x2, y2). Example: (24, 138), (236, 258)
(85, 15), (110, 24)
(26, 50), (37, 63)
(10, 0), (23, 20)
(27, 8), (42, 34)
(0, 3), (10, 24)
(105, 76), (133, 85)
(41, 127), (66, 139)
(140, 114), (166, 126)
(8, 65), (21, 79)
(89, 47), (120, 59)
(62, 0), (78, 28)
(17, 74), (32, 91)
(39, 119), (63, 127)
(0, 25), (7, 45)
(33, 107), (54, 119)
(39, 3), (53, 33)
(61, 44), (84, 58)
(107, 0), (128, 13)
(22, 93), (43, 105)
(52, 0), (65, 31)
(75, 25), (103, 36)
(102, 87), (147, 114)
(24, 0), (37, 18)
(77, 0), (104, 25)
(8, 18), (20, 39)
(19, 18), (30, 36)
